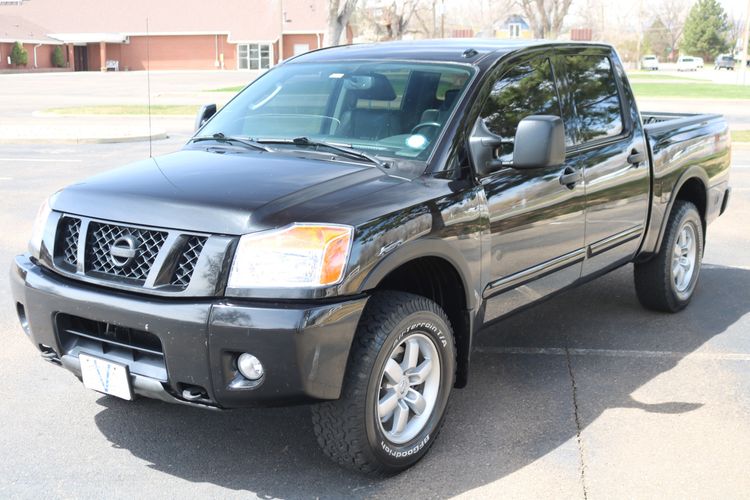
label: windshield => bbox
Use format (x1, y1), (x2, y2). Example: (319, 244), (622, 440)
(198, 61), (473, 161)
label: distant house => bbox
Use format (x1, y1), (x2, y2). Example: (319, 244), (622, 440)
(0, 15), (63, 70)
(495, 15), (532, 40)
(0, 0), (328, 71)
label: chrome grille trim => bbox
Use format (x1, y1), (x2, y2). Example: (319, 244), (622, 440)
(51, 215), (214, 294)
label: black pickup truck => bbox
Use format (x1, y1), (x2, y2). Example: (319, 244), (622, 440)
(12, 40), (731, 475)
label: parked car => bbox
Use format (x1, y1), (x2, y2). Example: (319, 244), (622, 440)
(641, 55), (659, 70)
(677, 56), (699, 71)
(695, 56), (704, 69)
(12, 40), (732, 475)
(715, 54), (736, 70)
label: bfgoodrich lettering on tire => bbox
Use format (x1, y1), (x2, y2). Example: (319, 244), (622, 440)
(311, 291), (456, 475)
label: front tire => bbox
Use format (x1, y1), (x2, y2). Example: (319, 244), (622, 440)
(634, 200), (704, 312)
(311, 291), (456, 475)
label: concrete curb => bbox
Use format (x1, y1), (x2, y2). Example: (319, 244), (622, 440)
(0, 132), (169, 145)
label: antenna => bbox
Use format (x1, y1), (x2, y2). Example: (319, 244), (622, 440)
(146, 17), (153, 158)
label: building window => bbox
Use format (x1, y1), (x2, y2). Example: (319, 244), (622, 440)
(238, 43), (271, 70)
(509, 23), (521, 38)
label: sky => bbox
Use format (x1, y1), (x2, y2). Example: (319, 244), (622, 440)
(720, 0), (749, 17)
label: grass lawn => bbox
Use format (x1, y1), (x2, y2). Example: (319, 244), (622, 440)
(732, 130), (750, 142)
(46, 105), (201, 115)
(631, 82), (750, 100)
(627, 72), (698, 82)
(207, 86), (245, 93)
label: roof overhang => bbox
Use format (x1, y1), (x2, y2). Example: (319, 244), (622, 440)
(48, 32), (128, 44)
(0, 37), (63, 44)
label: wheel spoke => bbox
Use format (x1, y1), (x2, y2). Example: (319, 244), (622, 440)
(403, 389), (427, 415)
(378, 389), (399, 420)
(391, 401), (410, 434)
(675, 267), (685, 287)
(401, 338), (420, 370)
(383, 358), (403, 385)
(406, 358), (433, 386)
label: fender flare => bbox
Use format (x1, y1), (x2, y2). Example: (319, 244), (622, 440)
(652, 167), (709, 253)
(357, 237), (478, 312)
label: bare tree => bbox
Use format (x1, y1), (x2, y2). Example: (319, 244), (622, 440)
(655, 0), (690, 59)
(327, 0), (359, 46)
(382, 0), (423, 40)
(517, 0), (574, 39)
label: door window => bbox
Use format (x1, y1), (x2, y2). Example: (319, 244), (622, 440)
(238, 43), (271, 70)
(480, 57), (562, 163)
(563, 55), (624, 144)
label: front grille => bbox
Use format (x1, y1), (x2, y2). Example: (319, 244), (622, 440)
(86, 222), (168, 283)
(52, 215), (213, 293)
(57, 217), (81, 268)
(56, 313), (167, 381)
(171, 236), (207, 287)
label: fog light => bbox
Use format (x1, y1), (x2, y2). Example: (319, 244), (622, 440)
(237, 353), (264, 381)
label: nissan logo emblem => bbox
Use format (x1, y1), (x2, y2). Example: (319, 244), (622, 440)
(110, 235), (140, 267)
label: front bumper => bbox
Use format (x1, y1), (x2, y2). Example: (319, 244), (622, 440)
(11, 255), (368, 408)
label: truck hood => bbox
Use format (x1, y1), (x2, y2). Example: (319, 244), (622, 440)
(52, 149), (400, 235)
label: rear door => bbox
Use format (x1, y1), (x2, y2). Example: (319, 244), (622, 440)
(556, 49), (650, 276)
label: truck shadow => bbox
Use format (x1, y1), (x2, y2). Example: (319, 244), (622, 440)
(93, 264), (750, 497)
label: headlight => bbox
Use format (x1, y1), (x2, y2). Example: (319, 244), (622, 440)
(227, 223), (353, 289)
(28, 198), (52, 258)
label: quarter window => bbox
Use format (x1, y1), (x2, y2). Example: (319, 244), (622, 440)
(564, 55), (624, 144)
(238, 43), (271, 70)
(480, 57), (562, 162)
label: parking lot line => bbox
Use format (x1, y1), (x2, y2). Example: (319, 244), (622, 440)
(476, 346), (750, 361)
(0, 158), (82, 163)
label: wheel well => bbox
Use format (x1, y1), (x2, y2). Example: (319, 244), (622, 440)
(375, 257), (471, 388)
(675, 177), (707, 222)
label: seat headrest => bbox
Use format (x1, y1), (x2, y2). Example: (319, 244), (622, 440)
(349, 73), (397, 101)
(441, 89), (461, 109)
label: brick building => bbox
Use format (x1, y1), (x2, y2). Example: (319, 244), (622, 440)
(0, 0), (328, 71)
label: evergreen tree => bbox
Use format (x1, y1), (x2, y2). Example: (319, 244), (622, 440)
(10, 41), (28, 67)
(51, 46), (65, 68)
(681, 0), (729, 60)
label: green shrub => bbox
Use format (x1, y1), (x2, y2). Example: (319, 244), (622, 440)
(51, 45), (65, 68)
(10, 41), (28, 67)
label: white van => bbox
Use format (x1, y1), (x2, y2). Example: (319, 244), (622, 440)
(677, 56), (699, 72)
(642, 55), (659, 70)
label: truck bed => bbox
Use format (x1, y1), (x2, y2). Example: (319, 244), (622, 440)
(638, 111), (731, 258)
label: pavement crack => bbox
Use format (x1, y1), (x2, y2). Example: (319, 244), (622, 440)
(565, 346), (589, 500)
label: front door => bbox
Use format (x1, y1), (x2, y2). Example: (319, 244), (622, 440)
(478, 54), (587, 323)
(73, 46), (88, 71)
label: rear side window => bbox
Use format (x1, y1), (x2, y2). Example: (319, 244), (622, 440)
(564, 55), (624, 144)
(480, 57), (561, 162)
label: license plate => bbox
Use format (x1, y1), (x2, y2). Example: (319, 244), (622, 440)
(79, 354), (133, 400)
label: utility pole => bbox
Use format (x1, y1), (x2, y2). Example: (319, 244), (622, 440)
(440, 0), (445, 38)
(740, 0), (750, 85)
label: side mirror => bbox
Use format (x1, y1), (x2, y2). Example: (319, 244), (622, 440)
(194, 104), (217, 132)
(468, 115), (566, 176)
(512, 115), (566, 169)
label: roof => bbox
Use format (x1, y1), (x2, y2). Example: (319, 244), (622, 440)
(291, 39), (588, 65)
(0, 14), (61, 43)
(500, 15), (530, 30)
(0, 0), (326, 42)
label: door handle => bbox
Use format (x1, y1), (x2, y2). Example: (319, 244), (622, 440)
(559, 167), (581, 189)
(628, 149), (646, 165)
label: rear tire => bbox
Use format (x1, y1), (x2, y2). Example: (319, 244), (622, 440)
(311, 291), (456, 475)
(634, 200), (704, 312)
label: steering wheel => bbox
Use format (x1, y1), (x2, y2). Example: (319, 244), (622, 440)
(410, 122), (442, 139)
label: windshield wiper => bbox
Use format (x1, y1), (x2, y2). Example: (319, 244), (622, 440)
(191, 133), (273, 152)
(257, 137), (387, 170)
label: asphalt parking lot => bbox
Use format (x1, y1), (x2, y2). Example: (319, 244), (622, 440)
(1, 69), (749, 498)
